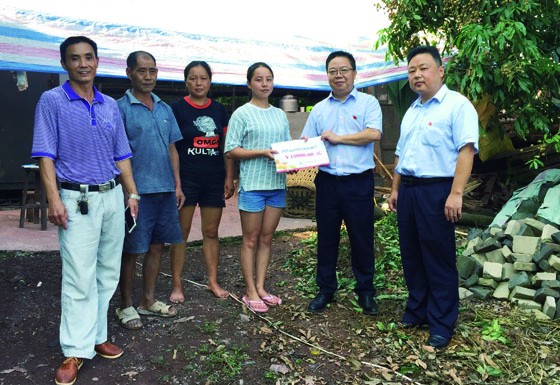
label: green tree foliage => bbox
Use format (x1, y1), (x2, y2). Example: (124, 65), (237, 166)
(375, 0), (560, 140)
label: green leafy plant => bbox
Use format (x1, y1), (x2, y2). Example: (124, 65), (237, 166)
(374, 212), (405, 291)
(184, 343), (249, 384)
(284, 212), (408, 304)
(199, 320), (220, 335)
(477, 364), (503, 378)
(375, 0), (560, 164)
(477, 319), (511, 345)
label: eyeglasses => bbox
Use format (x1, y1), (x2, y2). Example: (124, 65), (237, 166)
(327, 67), (353, 77)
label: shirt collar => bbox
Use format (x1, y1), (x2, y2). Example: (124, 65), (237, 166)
(328, 87), (357, 103)
(62, 80), (105, 103)
(412, 84), (449, 108)
(125, 89), (161, 105)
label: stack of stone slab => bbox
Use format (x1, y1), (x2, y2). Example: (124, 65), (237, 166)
(458, 218), (560, 320)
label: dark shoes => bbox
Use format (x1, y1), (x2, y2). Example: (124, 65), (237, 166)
(55, 357), (83, 385)
(307, 293), (334, 313)
(95, 341), (124, 359)
(427, 334), (451, 350)
(357, 294), (378, 316)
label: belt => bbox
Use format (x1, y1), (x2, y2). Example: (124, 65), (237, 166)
(400, 176), (454, 185)
(319, 169), (373, 180)
(60, 177), (120, 192)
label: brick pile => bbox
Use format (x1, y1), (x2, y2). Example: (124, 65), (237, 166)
(458, 218), (560, 320)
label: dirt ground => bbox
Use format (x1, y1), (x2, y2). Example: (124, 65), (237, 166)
(0, 230), (410, 385)
(5, 229), (558, 385)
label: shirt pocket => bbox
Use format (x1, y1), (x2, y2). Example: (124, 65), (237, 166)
(419, 121), (445, 147)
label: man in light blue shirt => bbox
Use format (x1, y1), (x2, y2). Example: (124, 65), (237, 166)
(301, 51), (382, 316)
(388, 45), (479, 350)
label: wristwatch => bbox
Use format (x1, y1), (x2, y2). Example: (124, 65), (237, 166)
(129, 193), (141, 201)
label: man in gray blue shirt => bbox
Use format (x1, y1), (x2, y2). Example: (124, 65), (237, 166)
(116, 51), (184, 330)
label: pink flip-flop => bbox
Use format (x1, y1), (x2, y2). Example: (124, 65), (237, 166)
(242, 296), (269, 313)
(261, 294), (282, 306)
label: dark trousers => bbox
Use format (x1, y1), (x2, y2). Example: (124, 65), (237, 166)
(314, 170), (375, 297)
(397, 181), (458, 338)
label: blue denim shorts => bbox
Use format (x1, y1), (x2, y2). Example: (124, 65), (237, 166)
(237, 188), (286, 212)
(123, 192), (183, 254)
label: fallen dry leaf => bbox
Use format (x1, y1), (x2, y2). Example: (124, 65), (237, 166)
(0, 366), (27, 374)
(269, 363), (290, 374)
(446, 368), (463, 384)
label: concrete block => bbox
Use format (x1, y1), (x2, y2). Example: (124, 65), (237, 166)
(457, 255), (479, 279)
(532, 272), (558, 287)
(513, 261), (537, 272)
(542, 280), (560, 290)
(510, 286), (536, 300)
(538, 259), (551, 272)
(461, 274), (479, 288)
(534, 287), (560, 303)
(508, 271), (531, 289)
(489, 227), (502, 236)
(495, 231), (507, 243)
(518, 223), (536, 236)
(458, 287), (474, 300)
(541, 224), (560, 242)
(521, 218), (546, 234)
(492, 282), (510, 300)
(502, 245), (513, 262)
(469, 286), (493, 300)
(542, 296), (556, 319)
(485, 249), (505, 264)
(512, 236), (541, 255)
(552, 231), (560, 244)
(533, 244), (555, 264)
(470, 253), (487, 267)
(478, 277), (499, 289)
(474, 238), (502, 253)
(546, 243), (560, 253)
(549, 255), (560, 271)
(511, 298), (542, 311)
(504, 220), (522, 238)
(511, 253), (533, 263)
(502, 263), (514, 281)
(482, 261), (503, 281)
(502, 238), (513, 249)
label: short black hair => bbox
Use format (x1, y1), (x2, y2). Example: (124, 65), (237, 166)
(184, 60), (213, 80)
(247, 62), (274, 83)
(60, 36), (98, 63)
(407, 45), (442, 66)
(325, 51), (356, 71)
(126, 51), (156, 69)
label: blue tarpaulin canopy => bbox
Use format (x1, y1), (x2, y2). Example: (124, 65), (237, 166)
(0, 0), (408, 91)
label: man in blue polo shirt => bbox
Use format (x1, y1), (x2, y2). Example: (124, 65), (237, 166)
(388, 45), (479, 350)
(31, 36), (140, 385)
(116, 51), (184, 330)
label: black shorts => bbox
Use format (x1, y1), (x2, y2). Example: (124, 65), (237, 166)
(182, 177), (226, 207)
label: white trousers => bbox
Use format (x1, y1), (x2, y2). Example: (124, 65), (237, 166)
(58, 185), (124, 359)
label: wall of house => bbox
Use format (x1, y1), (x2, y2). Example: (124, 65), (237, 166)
(0, 71), (56, 191)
